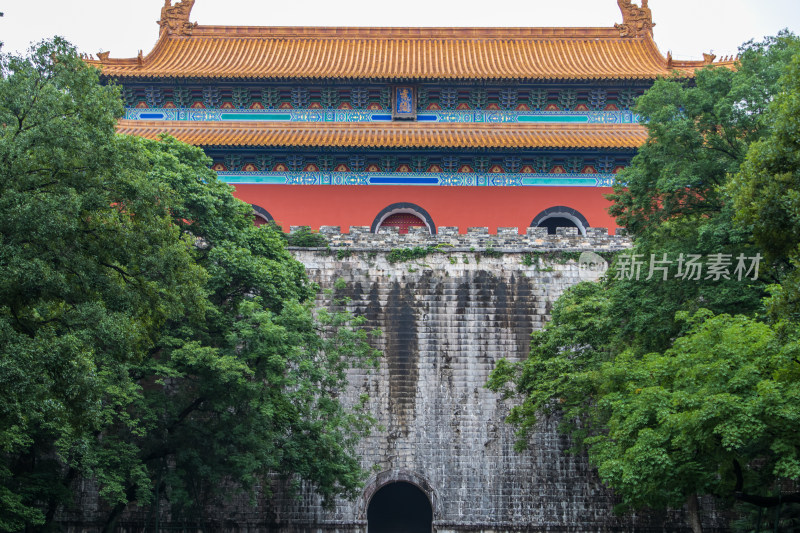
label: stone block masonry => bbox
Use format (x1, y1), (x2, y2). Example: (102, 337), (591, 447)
(61, 228), (731, 532)
(261, 227), (729, 533)
(297, 226), (630, 253)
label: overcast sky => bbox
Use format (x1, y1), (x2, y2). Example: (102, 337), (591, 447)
(1, 0), (798, 62)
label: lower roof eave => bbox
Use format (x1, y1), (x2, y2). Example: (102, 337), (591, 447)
(116, 120), (648, 150)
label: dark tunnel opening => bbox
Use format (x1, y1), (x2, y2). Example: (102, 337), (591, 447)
(538, 216), (580, 235)
(367, 482), (432, 533)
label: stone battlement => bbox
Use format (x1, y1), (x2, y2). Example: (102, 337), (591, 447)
(289, 225), (631, 251)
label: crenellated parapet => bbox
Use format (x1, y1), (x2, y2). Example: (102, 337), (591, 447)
(288, 225), (631, 251)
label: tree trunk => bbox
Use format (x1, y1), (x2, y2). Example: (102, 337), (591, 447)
(43, 466), (77, 532)
(103, 500), (129, 533)
(686, 493), (703, 533)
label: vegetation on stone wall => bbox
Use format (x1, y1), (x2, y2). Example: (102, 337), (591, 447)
(0, 39), (379, 532)
(386, 244), (453, 263)
(285, 225), (329, 248)
(488, 32), (800, 533)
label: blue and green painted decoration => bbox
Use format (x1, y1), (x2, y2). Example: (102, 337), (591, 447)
(126, 108), (640, 124)
(205, 148), (630, 187)
(122, 83), (647, 116)
(120, 82), (642, 188)
(216, 171), (614, 187)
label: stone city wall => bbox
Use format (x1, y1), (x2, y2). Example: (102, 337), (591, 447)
(263, 227), (726, 532)
(62, 228), (732, 532)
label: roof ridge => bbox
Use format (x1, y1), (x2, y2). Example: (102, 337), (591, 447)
(184, 26), (630, 39)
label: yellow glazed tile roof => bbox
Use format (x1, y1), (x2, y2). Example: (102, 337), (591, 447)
(91, 26), (718, 81)
(116, 120), (648, 149)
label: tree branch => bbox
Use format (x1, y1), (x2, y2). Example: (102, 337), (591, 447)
(99, 261), (134, 283)
(733, 458), (743, 492)
(736, 492), (800, 507)
(168, 397), (206, 432)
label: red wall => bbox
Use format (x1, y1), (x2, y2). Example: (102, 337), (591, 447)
(232, 185), (619, 234)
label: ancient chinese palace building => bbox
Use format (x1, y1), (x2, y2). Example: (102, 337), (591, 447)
(75, 3), (743, 531)
(90, 0), (730, 236)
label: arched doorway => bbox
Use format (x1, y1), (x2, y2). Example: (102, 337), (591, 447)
(367, 482), (433, 533)
(380, 213), (427, 234)
(251, 204), (274, 227)
(538, 215), (580, 235)
(530, 206), (589, 236)
(371, 203), (436, 235)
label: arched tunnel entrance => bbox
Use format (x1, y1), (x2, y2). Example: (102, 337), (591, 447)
(537, 215), (580, 235)
(367, 482), (433, 533)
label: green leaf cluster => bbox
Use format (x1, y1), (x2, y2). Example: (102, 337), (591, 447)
(489, 32), (800, 532)
(732, 42), (800, 321)
(285, 225), (329, 248)
(0, 39), (380, 532)
(386, 245), (438, 264)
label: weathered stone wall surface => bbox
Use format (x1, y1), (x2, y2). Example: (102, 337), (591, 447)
(261, 227), (726, 533)
(305, 225), (628, 252)
(63, 227), (731, 532)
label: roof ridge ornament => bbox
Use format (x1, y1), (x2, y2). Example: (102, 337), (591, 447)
(158, 0), (197, 37)
(615, 0), (655, 38)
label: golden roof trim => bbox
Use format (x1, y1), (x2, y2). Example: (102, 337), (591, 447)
(158, 0), (197, 37)
(615, 0), (655, 38)
(172, 25), (627, 39)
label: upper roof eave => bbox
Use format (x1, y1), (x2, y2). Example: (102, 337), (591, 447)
(87, 0), (737, 82)
(89, 22), (682, 81)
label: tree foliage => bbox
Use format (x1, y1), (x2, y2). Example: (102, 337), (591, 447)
(489, 33), (800, 532)
(0, 39), (379, 532)
(731, 44), (800, 321)
(0, 37), (199, 531)
(608, 33), (799, 243)
(590, 312), (800, 511)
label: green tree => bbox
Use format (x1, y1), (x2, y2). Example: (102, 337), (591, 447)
(489, 33), (800, 533)
(590, 312), (800, 520)
(731, 41), (800, 320)
(596, 34), (800, 354)
(0, 40), (379, 532)
(608, 32), (799, 243)
(593, 36), (800, 355)
(97, 137), (380, 531)
(0, 38), (205, 530)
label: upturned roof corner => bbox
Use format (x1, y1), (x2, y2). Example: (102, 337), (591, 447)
(615, 0), (655, 38)
(158, 0), (197, 37)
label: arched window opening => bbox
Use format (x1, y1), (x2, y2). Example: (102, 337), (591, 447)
(379, 213), (427, 235)
(538, 216), (580, 235)
(371, 203), (436, 235)
(531, 206), (589, 236)
(368, 482), (432, 533)
(251, 204), (274, 227)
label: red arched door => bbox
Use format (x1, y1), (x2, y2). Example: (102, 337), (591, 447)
(379, 213), (427, 234)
